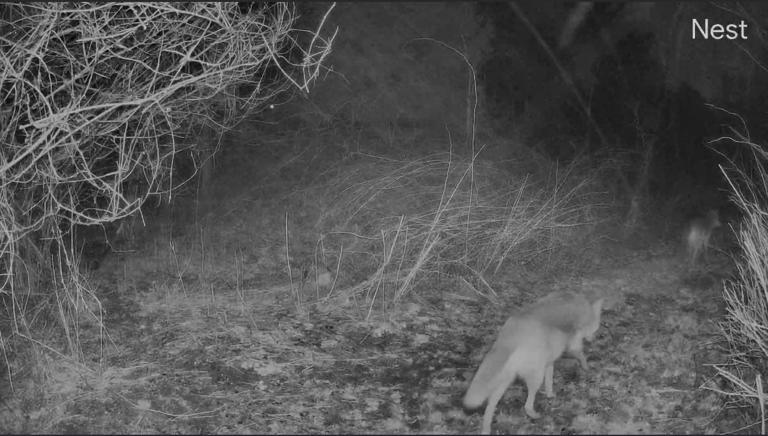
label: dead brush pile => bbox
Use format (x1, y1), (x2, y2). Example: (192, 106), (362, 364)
(307, 150), (606, 312)
(0, 2), (335, 382)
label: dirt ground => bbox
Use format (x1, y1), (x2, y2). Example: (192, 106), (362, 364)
(0, 212), (742, 434)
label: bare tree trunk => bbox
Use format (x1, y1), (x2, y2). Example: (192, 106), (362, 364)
(622, 138), (655, 238)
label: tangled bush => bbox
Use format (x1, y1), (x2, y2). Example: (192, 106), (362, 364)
(0, 2), (335, 357)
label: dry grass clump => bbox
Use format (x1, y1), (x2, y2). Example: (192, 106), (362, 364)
(706, 125), (768, 433)
(309, 149), (606, 312)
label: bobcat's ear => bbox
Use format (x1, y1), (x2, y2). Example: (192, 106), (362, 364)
(592, 298), (604, 315)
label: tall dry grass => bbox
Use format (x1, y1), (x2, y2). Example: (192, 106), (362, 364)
(707, 125), (768, 433)
(306, 148), (608, 316)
